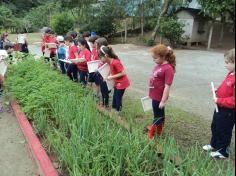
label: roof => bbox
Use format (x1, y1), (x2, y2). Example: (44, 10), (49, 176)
(176, 7), (211, 20)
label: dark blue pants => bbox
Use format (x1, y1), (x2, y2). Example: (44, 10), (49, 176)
(79, 70), (88, 86)
(152, 100), (165, 125)
(112, 88), (125, 112)
(210, 107), (235, 157)
(59, 60), (66, 74)
(67, 64), (78, 82)
(100, 81), (110, 106)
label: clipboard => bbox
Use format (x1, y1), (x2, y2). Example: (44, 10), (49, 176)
(0, 61), (7, 76)
(98, 63), (110, 79)
(106, 80), (115, 91)
(141, 96), (153, 112)
(17, 34), (26, 44)
(59, 59), (72, 64)
(87, 60), (100, 73)
(47, 43), (57, 49)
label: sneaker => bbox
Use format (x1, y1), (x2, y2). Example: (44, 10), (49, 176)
(210, 151), (227, 159)
(203, 145), (214, 152)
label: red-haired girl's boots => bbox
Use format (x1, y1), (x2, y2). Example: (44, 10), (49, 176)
(148, 125), (157, 140)
(157, 121), (165, 136)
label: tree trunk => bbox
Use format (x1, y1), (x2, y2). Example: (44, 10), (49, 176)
(124, 19), (128, 43)
(141, 0), (144, 37)
(208, 22), (214, 50)
(151, 0), (173, 40)
(218, 16), (225, 47)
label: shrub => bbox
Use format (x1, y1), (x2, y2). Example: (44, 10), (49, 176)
(51, 12), (75, 35)
(159, 17), (185, 47)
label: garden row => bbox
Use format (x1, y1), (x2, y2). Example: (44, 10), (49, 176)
(5, 56), (234, 176)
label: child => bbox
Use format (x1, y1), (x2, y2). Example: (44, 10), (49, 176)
(96, 37), (110, 107)
(57, 36), (67, 74)
(64, 36), (79, 82)
(147, 44), (176, 140)
(203, 48), (235, 159)
(41, 29), (51, 56)
(77, 38), (91, 86)
(99, 46), (130, 112)
(88, 36), (99, 89)
(0, 33), (10, 50)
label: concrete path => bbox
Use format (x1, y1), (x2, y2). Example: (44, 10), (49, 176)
(0, 100), (39, 176)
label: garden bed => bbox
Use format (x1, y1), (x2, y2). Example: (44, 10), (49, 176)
(5, 56), (234, 176)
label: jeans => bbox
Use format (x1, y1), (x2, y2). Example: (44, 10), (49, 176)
(211, 107), (235, 157)
(79, 70), (88, 86)
(112, 88), (126, 112)
(59, 60), (66, 74)
(152, 100), (165, 125)
(100, 81), (110, 106)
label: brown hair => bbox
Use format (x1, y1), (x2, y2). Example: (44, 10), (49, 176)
(225, 48), (235, 63)
(151, 44), (176, 71)
(99, 46), (119, 60)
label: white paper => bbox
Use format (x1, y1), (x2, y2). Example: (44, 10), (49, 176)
(0, 50), (8, 58)
(18, 34), (26, 44)
(0, 61), (7, 76)
(44, 49), (51, 58)
(59, 59), (72, 64)
(47, 43), (57, 49)
(211, 82), (219, 113)
(98, 63), (110, 79)
(141, 96), (153, 112)
(106, 80), (115, 91)
(87, 60), (100, 73)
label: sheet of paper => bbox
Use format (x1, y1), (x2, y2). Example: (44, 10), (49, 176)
(98, 63), (110, 79)
(44, 49), (51, 58)
(106, 80), (115, 91)
(59, 59), (72, 64)
(0, 61), (7, 76)
(47, 43), (57, 49)
(87, 60), (100, 73)
(18, 34), (26, 44)
(141, 96), (153, 112)
(0, 50), (8, 58)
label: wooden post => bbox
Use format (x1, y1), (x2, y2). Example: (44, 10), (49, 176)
(124, 19), (128, 43)
(208, 22), (214, 50)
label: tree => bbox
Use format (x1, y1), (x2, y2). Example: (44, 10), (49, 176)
(198, 0), (235, 49)
(52, 12), (75, 35)
(0, 5), (14, 31)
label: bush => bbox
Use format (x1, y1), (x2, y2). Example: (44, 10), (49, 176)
(51, 12), (75, 35)
(159, 17), (185, 47)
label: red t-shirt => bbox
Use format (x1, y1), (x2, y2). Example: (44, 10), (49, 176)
(48, 36), (58, 54)
(216, 72), (235, 109)
(91, 48), (99, 61)
(149, 64), (175, 101)
(41, 35), (50, 52)
(110, 59), (130, 90)
(77, 49), (91, 72)
(68, 45), (78, 60)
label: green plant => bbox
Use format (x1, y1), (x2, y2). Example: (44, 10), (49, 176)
(5, 56), (234, 176)
(51, 12), (75, 35)
(159, 17), (185, 47)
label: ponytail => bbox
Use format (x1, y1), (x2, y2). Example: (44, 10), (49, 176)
(99, 46), (119, 60)
(151, 44), (176, 72)
(78, 38), (91, 52)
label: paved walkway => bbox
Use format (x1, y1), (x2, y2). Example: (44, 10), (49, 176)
(0, 99), (39, 176)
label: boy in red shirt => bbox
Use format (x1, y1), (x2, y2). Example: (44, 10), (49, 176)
(147, 44), (176, 140)
(203, 48), (235, 159)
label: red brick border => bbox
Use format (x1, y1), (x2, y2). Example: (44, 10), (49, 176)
(11, 101), (58, 176)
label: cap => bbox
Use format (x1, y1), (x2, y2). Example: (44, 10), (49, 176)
(57, 36), (64, 42)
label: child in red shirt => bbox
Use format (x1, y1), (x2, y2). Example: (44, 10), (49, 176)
(99, 46), (130, 112)
(77, 38), (91, 86)
(203, 48), (235, 159)
(65, 36), (79, 82)
(147, 44), (176, 140)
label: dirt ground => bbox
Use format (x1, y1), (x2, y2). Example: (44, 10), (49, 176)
(0, 99), (39, 176)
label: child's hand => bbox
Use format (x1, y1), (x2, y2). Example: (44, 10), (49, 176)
(214, 97), (218, 103)
(159, 101), (166, 109)
(0, 75), (4, 82)
(107, 76), (113, 81)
